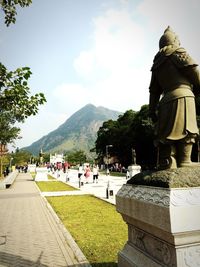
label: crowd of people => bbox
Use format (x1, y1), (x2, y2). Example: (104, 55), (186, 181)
(46, 162), (70, 173)
(16, 165), (28, 173)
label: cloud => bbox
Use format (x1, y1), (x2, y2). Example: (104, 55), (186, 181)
(93, 9), (145, 69)
(52, 83), (91, 114)
(73, 51), (95, 78)
(71, 6), (149, 112)
(74, 8), (145, 76)
(89, 66), (150, 111)
(55, 0), (200, 115)
(137, 0), (200, 61)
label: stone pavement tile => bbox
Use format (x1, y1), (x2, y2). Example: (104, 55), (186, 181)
(0, 173), (91, 267)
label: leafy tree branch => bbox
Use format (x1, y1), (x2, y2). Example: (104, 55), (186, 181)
(0, 0), (32, 26)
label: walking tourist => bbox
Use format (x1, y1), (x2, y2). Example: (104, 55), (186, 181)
(92, 165), (99, 183)
(84, 164), (91, 184)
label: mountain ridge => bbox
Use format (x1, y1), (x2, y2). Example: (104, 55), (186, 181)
(23, 103), (122, 156)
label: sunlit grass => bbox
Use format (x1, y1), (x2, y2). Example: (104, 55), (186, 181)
(47, 174), (56, 180)
(36, 181), (78, 191)
(47, 195), (127, 267)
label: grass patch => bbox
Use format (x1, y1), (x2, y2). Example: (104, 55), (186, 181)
(36, 181), (78, 192)
(47, 174), (56, 180)
(46, 195), (127, 266)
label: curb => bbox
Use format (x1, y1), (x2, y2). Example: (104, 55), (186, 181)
(34, 181), (91, 266)
(42, 196), (91, 266)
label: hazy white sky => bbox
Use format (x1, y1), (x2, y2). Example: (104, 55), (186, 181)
(1, 0), (200, 149)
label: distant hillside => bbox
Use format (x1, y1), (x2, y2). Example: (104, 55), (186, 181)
(23, 104), (121, 156)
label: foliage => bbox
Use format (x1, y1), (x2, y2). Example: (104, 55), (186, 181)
(66, 150), (87, 165)
(0, 0), (32, 26)
(195, 96), (200, 116)
(11, 149), (32, 165)
(42, 153), (50, 163)
(36, 181), (78, 192)
(47, 195), (127, 266)
(0, 63), (46, 144)
(0, 64), (46, 122)
(95, 106), (157, 170)
(0, 112), (21, 144)
(130, 105), (157, 170)
(95, 119), (118, 160)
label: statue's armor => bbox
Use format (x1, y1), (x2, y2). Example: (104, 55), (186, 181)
(151, 48), (197, 96)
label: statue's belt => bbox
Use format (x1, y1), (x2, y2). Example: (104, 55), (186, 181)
(160, 86), (194, 104)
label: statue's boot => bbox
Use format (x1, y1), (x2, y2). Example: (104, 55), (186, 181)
(177, 142), (199, 167)
(158, 143), (177, 170)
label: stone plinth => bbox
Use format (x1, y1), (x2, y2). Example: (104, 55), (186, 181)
(128, 165), (141, 178)
(35, 167), (48, 181)
(116, 184), (200, 267)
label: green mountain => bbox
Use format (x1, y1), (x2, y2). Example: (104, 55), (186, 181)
(23, 104), (121, 156)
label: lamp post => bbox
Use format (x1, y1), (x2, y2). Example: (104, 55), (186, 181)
(106, 144), (113, 199)
(106, 145), (113, 176)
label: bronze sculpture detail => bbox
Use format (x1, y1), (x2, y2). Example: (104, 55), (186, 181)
(149, 26), (200, 169)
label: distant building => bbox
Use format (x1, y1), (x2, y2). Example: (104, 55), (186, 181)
(50, 153), (64, 165)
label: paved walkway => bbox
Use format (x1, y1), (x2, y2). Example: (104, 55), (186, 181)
(47, 169), (127, 205)
(0, 172), (91, 267)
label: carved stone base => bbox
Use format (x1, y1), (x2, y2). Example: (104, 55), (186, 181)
(116, 185), (200, 267)
(128, 165), (141, 178)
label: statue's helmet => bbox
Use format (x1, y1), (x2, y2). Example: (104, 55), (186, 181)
(159, 26), (180, 49)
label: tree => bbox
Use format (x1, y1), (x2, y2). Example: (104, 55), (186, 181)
(12, 149), (32, 166)
(95, 111), (137, 167)
(95, 119), (118, 162)
(113, 110), (136, 166)
(0, 63), (46, 144)
(1, 0), (32, 26)
(0, 113), (21, 144)
(95, 106), (157, 170)
(66, 150), (87, 165)
(129, 105), (157, 170)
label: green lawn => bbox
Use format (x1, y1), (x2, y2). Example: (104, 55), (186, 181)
(46, 195), (127, 267)
(47, 174), (56, 180)
(36, 181), (78, 192)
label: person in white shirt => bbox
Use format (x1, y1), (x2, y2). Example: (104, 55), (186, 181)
(92, 165), (99, 183)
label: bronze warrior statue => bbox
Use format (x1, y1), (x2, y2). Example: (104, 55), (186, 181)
(149, 26), (200, 169)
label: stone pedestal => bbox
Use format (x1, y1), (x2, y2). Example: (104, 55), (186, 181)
(116, 184), (200, 267)
(128, 165), (141, 178)
(35, 167), (48, 181)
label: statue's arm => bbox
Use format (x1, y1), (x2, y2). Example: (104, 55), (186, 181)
(182, 66), (200, 95)
(171, 49), (200, 95)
